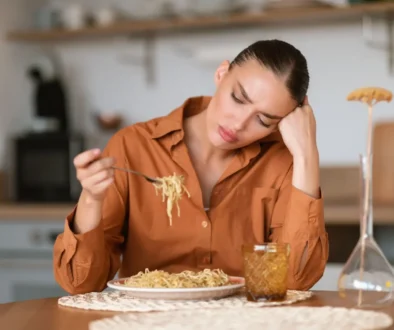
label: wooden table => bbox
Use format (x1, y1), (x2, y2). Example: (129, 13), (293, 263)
(0, 291), (393, 330)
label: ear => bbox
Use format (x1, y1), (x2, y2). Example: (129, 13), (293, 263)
(302, 95), (309, 106)
(214, 60), (230, 87)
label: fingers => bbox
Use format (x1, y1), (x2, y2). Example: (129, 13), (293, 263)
(77, 157), (116, 181)
(84, 177), (114, 198)
(94, 177), (115, 194)
(74, 148), (101, 168)
(88, 157), (116, 175)
(74, 148), (117, 201)
(81, 168), (114, 188)
(78, 162), (115, 200)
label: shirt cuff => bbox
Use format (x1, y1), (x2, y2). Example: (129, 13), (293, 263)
(289, 186), (326, 236)
(62, 206), (105, 264)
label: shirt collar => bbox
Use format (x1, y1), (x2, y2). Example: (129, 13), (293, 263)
(151, 96), (210, 140)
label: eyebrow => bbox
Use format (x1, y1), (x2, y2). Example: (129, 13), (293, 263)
(237, 81), (284, 120)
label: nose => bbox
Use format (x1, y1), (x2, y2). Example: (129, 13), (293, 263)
(233, 108), (253, 131)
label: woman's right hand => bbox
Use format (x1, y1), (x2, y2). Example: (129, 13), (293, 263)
(73, 148), (116, 202)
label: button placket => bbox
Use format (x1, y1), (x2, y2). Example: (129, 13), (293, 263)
(197, 215), (212, 267)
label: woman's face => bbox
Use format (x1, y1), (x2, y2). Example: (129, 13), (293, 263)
(206, 59), (298, 150)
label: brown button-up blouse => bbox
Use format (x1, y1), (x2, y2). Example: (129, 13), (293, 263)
(53, 96), (329, 295)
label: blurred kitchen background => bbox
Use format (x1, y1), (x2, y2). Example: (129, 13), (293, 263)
(1, 0), (394, 304)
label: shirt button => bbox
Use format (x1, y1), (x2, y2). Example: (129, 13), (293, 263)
(202, 221), (209, 228)
(202, 255), (211, 264)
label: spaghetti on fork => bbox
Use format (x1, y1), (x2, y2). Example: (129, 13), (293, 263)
(152, 173), (190, 226)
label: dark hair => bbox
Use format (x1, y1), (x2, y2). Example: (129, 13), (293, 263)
(229, 39), (309, 104)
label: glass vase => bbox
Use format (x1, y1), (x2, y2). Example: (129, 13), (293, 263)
(337, 154), (394, 307)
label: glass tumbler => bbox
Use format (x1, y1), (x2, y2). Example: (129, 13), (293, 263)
(242, 243), (290, 302)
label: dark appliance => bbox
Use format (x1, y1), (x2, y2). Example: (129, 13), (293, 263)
(27, 56), (69, 133)
(14, 132), (84, 202)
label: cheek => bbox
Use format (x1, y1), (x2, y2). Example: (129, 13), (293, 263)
(215, 93), (238, 121)
(208, 94), (226, 122)
(240, 124), (274, 144)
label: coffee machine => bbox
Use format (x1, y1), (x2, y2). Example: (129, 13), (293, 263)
(27, 55), (69, 133)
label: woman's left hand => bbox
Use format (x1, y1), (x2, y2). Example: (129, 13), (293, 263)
(279, 96), (320, 198)
(278, 96), (318, 159)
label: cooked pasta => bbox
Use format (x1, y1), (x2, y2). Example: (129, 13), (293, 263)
(123, 269), (230, 288)
(153, 173), (190, 226)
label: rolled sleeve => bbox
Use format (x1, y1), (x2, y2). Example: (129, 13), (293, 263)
(270, 171), (329, 291)
(285, 186), (326, 237)
(62, 212), (106, 265)
(53, 131), (129, 295)
(53, 207), (111, 294)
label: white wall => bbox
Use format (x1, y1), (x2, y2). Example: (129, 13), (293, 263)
(0, 0), (47, 169)
(56, 21), (394, 166)
(2, 4), (394, 170)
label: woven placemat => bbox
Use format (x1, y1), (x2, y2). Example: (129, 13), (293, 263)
(88, 306), (393, 330)
(58, 290), (312, 312)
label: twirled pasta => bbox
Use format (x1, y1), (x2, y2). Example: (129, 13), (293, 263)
(153, 173), (190, 226)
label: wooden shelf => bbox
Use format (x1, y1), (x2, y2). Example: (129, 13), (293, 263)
(7, 2), (394, 43)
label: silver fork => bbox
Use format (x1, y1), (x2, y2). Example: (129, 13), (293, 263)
(111, 166), (159, 183)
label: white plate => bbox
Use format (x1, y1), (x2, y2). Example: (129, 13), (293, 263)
(107, 276), (245, 300)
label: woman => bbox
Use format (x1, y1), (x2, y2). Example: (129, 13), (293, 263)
(53, 39), (329, 295)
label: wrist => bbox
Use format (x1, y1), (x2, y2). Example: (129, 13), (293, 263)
(292, 148), (320, 199)
(81, 189), (104, 206)
(74, 190), (103, 234)
(293, 146), (319, 165)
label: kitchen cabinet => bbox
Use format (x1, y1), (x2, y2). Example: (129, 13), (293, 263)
(0, 220), (67, 303)
(312, 263), (344, 291)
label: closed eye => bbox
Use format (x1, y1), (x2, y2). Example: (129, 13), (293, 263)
(258, 116), (270, 128)
(232, 92), (272, 128)
(231, 92), (244, 104)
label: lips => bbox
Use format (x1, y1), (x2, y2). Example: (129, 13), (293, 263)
(218, 126), (238, 143)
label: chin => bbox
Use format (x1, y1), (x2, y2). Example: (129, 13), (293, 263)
(215, 143), (237, 151)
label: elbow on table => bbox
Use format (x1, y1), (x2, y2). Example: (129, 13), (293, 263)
(287, 261), (326, 291)
(54, 266), (108, 295)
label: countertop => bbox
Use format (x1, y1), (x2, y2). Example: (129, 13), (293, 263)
(1, 202), (394, 225)
(0, 292), (393, 330)
(323, 202), (394, 225)
(0, 203), (74, 220)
